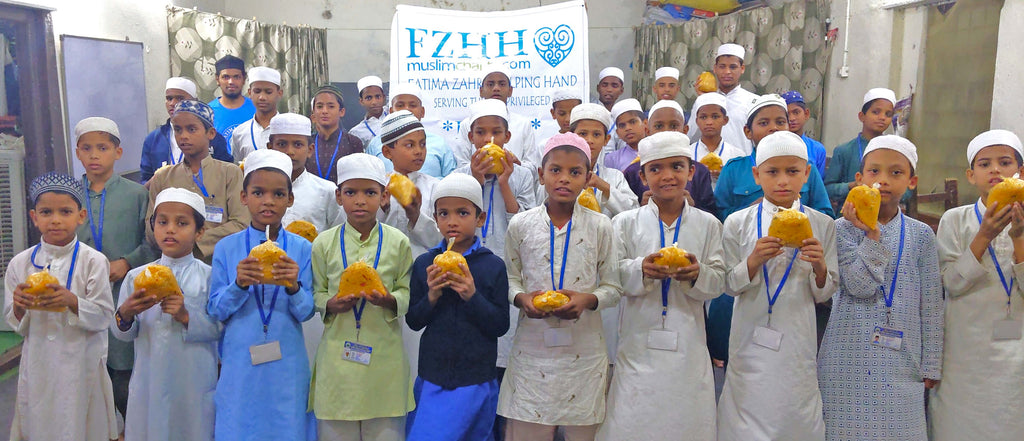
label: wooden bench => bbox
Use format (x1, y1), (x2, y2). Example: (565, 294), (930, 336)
(906, 178), (958, 231)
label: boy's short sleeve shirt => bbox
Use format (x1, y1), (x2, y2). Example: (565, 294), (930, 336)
(208, 97), (257, 147)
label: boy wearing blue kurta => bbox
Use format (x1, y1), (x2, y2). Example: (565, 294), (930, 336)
(208, 149), (316, 440)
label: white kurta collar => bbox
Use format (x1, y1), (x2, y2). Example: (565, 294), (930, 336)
(40, 237), (78, 258)
(159, 253), (194, 271)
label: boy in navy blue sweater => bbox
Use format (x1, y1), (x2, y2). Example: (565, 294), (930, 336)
(406, 172), (510, 440)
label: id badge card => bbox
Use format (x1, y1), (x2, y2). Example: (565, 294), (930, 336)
(343, 340), (373, 365)
(993, 319), (1023, 341)
(250, 340), (282, 365)
(871, 326), (904, 350)
(647, 328), (678, 351)
(752, 326), (783, 351)
(205, 206), (224, 223)
(544, 327), (573, 347)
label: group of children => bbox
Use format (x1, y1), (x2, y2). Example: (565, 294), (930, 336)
(4, 40), (1024, 441)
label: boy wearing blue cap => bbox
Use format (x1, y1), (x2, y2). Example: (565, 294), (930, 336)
(781, 90), (827, 177)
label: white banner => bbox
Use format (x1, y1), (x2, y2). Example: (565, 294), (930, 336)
(389, 1), (589, 148)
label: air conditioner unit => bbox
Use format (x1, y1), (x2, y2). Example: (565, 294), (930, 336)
(0, 145), (27, 332)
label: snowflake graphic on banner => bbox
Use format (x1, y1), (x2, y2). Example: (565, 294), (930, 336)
(443, 120), (454, 132)
(531, 119), (541, 130)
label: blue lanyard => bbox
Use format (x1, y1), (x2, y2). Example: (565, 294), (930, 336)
(974, 202), (1014, 310)
(856, 134), (865, 160)
(29, 240), (80, 290)
(549, 217), (573, 291)
(340, 224), (384, 334)
(363, 119), (377, 137)
(314, 131), (343, 180)
(246, 228), (286, 336)
(694, 140), (725, 158)
(85, 184), (105, 253)
(658, 209), (684, 323)
(756, 202), (801, 323)
(481, 179), (497, 244)
(167, 130), (184, 165)
(250, 120), (260, 152)
(594, 162), (600, 178)
(192, 167), (210, 198)
(880, 213), (906, 323)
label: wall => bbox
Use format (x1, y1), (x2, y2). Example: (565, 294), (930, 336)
(991, 0), (1024, 136)
(10, 0), (223, 152)
(222, 0), (643, 100)
(819, 0), (896, 151)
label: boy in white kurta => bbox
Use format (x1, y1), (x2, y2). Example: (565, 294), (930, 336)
(113, 188), (221, 441)
(499, 133), (621, 441)
(717, 131), (838, 441)
(268, 113), (340, 366)
(930, 130), (1024, 441)
(598, 131), (725, 441)
(568, 103), (640, 376)
(376, 110), (443, 377)
(4, 173), (118, 441)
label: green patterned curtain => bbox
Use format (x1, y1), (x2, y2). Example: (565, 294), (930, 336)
(166, 7), (329, 116)
(634, 1), (832, 139)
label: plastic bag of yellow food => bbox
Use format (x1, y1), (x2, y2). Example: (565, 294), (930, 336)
(700, 151), (724, 173)
(578, 187), (601, 212)
(533, 290), (570, 312)
(986, 174), (1024, 213)
(768, 204), (814, 248)
(387, 173), (418, 207)
(134, 264), (182, 300)
(654, 244), (691, 270)
(337, 260), (387, 298)
(845, 183), (881, 230)
(433, 238), (467, 276)
(285, 220), (318, 243)
(24, 269), (66, 312)
(248, 236), (293, 288)
(481, 138), (506, 175)
(697, 71), (718, 93)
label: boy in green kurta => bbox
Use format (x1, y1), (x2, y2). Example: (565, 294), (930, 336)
(310, 152), (415, 439)
(72, 117), (157, 421)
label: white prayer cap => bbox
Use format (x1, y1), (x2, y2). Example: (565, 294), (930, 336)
(336, 153), (387, 186)
(655, 66), (680, 81)
(862, 87), (896, 107)
(154, 187), (206, 217)
(74, 117), (120, 145)
(863, 135), (918, 170)
(243, 149), (292, 179)
(268, 113), (312, 137)
(357, 75), (383, 94)
(611, 98), (644, 124)
(389, 82), (423, 104)
(569, 103), (612, 131)
(755, 131), (808, 166)
(432, 172), (484, 211)
(746, 93), (786, 123)
(598, 67), (624, 82)
(648, 100), (685, 121)
(467, 99), (509, 128)
(551, 87), (584, 104)
(717, 43), (745, 60)
(248, 66), (280, 86)
(480, 63), (513, 82)
(967, 129), (1024, 165)
(638, 131), (693, 166)
(165, 77), (197, 98)
(693, 92), (728, 115)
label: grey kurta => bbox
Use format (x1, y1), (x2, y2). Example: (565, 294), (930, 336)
(78, 174), (158, 370)
(818, 213), (943, 441)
